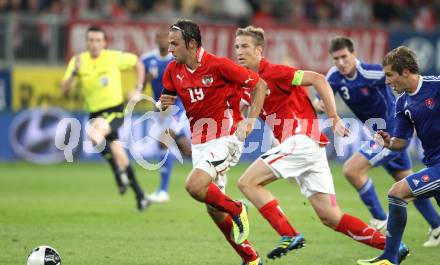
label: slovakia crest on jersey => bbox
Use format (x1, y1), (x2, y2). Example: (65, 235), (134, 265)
(421, 174), (430, 183)
(425, 98), (435, 109)
(202, 74), (214, 87)
(361, 87), (370, 96)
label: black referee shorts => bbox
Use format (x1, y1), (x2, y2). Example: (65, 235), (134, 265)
(89, 104), (124, 142)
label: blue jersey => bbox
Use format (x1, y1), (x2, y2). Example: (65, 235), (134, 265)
(141, 49), (184, 112)
(326, 61), (396, 133)
(394, 76), (440, 166)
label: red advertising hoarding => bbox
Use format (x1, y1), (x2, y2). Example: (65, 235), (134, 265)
(67, 21), (388, 73)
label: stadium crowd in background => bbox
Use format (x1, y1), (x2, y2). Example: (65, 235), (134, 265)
(0, 0), (439, 31)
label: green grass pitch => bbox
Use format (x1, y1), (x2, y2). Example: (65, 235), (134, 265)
(1, 162), (439, 265)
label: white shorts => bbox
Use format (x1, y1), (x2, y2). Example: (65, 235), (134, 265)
(191, 134), (243, 191)
(260, 134), (335, 198)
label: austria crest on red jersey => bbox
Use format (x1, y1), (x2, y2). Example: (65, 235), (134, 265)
(425, 98), (435, 109)
(202, 74), (214, 87)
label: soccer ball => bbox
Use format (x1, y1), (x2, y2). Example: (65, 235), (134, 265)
(27, 246), (61, 265)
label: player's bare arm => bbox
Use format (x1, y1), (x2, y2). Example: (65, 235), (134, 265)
(312, 98), (326, 114)
(128, 58), (146, 100)
(375, 130), (409, 151)
(61, 55), (80, 95)
(301, 71), (349, 137)
(237, 78), (267, 141)
(134, 59), (145, 92)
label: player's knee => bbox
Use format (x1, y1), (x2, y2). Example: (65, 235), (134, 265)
(342, 163), (362, 184)
(237, 176), (246, 192)
(184, 176), (205, 201)
(89, 136), (99, 146)
(342, 162), (354, 178)
(237, 175), (254, 193)
(184, 180), (198, 198)
(387, 181), (405, 198)
(89, 133), (104, 146)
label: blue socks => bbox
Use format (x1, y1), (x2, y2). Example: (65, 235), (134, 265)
(358, 177), (387, 220)
(381, 195), (408, 264)
(413, 198), (440, 229)
(159, 151), (175, 192)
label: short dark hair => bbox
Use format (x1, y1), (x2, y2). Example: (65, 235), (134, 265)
(169, 19), (202, 48)
(329, 37), (354, 53)
(382, 46), (420, 75)
(86, 25), (107, 40)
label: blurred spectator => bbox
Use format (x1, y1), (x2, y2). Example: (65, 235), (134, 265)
(338, 0), (373, 26)
(149, 0), (180, 18)
(222, 0), (252, 19)
(434, 0), (440, 27)
(0, 0), (8, 13)
(413, 4), (435, 32)
(250, 0), (276, 26)
(125, 0), (145, 17)
(372, 0), (400, 25)
(9, 0), (22, 12)
(23, 0), (41, 13)
(0, 0), (438, 32)
(102, 0), (127, 19)
(315, 0), (338, 26)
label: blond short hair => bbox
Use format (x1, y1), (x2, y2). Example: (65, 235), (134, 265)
(235, 26), (265, 48)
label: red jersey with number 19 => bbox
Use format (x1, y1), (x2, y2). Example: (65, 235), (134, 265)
(163, 48), (260, 144)
(248, 58), (329, 145)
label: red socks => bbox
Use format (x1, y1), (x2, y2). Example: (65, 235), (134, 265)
(205, 183), (242, 216)
(217, 215), (258, 262)
(335, 213), (385, 250)
(259, 199), (298, 237)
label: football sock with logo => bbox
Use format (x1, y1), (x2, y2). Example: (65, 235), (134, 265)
(358, 177), (387, 220)
(259, 199), (297, 237)
(125, 165), (145, 199)
(379, 196), (408, 264)
(205, 183), (242, 216)
(159, 150), (175, 192)
(335, 213), (385, 250)
(413, 198), (440, 229)
(217, 215), (258, 262)
(100, 144), (124, 188)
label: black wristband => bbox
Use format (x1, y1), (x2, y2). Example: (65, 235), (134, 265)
(162, 88), (177, 96)
(71, 69), (78, 77)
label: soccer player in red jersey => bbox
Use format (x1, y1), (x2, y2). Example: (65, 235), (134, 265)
(234, 26), (409, 262)
(158, 19), (268, 265)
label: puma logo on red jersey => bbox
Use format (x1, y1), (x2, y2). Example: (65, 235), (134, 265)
(176, 74), (184, 83)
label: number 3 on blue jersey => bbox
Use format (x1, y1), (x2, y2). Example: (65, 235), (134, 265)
(340, 86), (350, 100)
